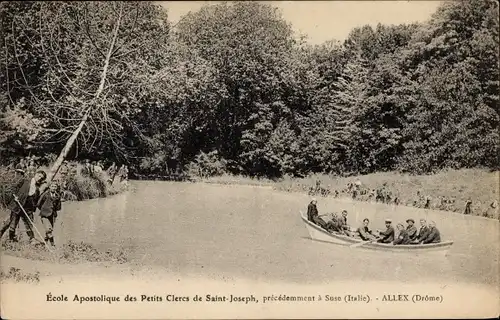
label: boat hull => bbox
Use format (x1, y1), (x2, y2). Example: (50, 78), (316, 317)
(300, 211), (453, 255)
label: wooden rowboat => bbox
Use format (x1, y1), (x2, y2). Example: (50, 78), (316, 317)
(300, 211), (454, 255)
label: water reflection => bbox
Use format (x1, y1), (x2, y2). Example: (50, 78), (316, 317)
(58, 181), (499, 288)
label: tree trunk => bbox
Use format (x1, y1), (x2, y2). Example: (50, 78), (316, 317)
(45, 108), (91, 184)
(43, 6), (123, 189)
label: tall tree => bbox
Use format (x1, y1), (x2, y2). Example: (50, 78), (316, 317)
(1, 1), (174, 182)
(176, 2), (306, 176)
(398, 0), (499, 172)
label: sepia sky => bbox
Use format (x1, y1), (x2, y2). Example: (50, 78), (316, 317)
(158, 1), (442, 44)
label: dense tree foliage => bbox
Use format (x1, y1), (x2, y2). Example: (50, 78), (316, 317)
(1, 0), (498, 177)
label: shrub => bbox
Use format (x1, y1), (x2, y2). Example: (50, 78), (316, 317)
(1, 240), (129, 264)
(0, 167), (24, 208)
(0, 267), (40, 283)
(185, 151), (228, 178)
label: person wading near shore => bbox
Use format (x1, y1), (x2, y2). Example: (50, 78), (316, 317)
(36, 182), (63, 246)
(0, 170), (47, 242)
(376, 219), (395, 243)
(307, 198), (328, 229)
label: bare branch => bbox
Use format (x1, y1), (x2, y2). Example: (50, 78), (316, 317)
(12, 17), (44, 106)
(110, 4), (139, 57)
(82, 2), (106, 59)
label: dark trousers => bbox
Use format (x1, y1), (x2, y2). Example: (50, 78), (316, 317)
(41, 215), (56, 244)
(0, 215), (12, 238)
(7, 210), (35, 240)
(311, 216), (328, 229)
(377, 238), (392, 244)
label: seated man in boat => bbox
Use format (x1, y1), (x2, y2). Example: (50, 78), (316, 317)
(406, 219), (418, 242)
(376, 219), (395, 243)
(411, 218), (430, 244)
(419, 221), (441, 244)
(357, 218), (377, 241)
(326, 210), (354, 236)
(307, 198), (328, 229)
(393, 223), (411, 245)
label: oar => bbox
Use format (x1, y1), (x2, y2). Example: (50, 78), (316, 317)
(350, 239), (375, 248)
(14, 195), (54, 253)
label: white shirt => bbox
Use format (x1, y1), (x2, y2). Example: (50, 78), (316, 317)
(28, 178), (37, 196)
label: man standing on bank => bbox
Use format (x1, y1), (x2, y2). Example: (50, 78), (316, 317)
(0, 170), (46, 242)
(37, 182), (63, 246)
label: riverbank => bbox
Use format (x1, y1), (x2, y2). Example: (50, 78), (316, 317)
(194, 169), (499, 219)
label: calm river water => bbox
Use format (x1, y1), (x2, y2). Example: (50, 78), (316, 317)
(56, 181), (498, 288)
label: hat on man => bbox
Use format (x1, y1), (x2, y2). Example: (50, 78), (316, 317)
(385, 218), (392, 223)
(406, 218), (415, 224)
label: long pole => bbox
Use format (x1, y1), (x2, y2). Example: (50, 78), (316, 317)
(13, 195), (54, 253)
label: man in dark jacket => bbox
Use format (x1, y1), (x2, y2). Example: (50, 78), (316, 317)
(306, 199), (328, 229)
(334, 210), (353, 236)
(394, 223), (411, 245)
(464, 200), (472, 215)
(414, 218), (430, 243)
(420, 221), (441, 244)
(0, 170), (46, 242)
(37, 182), (63, 246)
(406, 219), (418, 241)
(357, 218), (377, 241)
(377, 219), (395, 243)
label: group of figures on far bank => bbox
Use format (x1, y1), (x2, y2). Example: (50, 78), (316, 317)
(307, 179), (498, 219)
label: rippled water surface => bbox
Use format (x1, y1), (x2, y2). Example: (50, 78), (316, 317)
(55, 181), (498, 287)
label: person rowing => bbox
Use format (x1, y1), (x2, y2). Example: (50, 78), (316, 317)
(356, 218), (377, 241)
(376, 219), (395, 243)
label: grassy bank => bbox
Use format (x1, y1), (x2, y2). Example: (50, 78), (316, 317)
(1, 240), (129, 265)
(197, 169), (499, 219)
(0, 266), (40, 284)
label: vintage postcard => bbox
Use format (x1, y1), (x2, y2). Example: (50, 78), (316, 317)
(1, 0), (499, 319)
